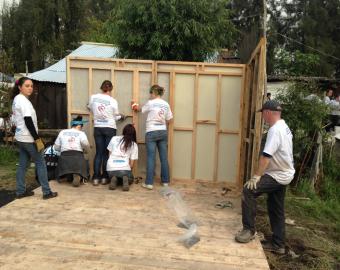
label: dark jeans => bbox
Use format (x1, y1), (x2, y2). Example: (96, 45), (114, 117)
(145, 130), (170, 185)
(93, 127), (116, 179)
(16, 141), (52, 196)
(108, 170), (134, 185)
(242, 174), (286, 248)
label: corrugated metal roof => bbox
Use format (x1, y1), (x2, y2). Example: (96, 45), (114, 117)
(28, 43), (117, 84)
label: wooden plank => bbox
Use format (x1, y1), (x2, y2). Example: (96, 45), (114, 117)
(191, 73), (199, 180)
(0, 181), (269, 269)
(66, 56), (72, 128)
(214, 75), (222, 182)
(169, 72), (175, 181)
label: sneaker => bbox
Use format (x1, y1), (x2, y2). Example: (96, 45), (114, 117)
(235, 229), (255, 243)
(142, 183), (153, 190)
(109, 178), (117, 190)
(43, 191), (58, 200)
(101, 178), (109, 185)
(93, 179), (100, 186)
(122, 176), (129, 191)
(261, 241), (285, 255)
(72, 174), (81, 187)
(162, 183), (169, 187)
(16, 190), (34, 199)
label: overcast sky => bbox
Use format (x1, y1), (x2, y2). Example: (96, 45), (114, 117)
(0, 0), (18, 11)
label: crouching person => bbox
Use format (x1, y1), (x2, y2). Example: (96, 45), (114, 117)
(107, 124), (138, 191)
(54, 116), (90, 187)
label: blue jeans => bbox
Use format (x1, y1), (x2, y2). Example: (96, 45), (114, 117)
(93, 127), (116, 179)
(16, 141), (51, 196)
(145, 130), (170, 185)
(242, 174), (286, 248)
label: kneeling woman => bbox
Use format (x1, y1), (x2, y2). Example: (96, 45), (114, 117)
(107, 124), (138, 191)
(54, 116), (90, 187)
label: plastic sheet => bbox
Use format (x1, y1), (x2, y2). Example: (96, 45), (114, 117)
(160, 187), (200, 248)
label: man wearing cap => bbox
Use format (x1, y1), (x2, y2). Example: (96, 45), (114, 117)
(54, 116), (90, 187)
(235, 100), (295, 255)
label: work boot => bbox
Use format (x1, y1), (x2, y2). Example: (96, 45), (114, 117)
(261, 241), (285, 255)
(235, 229), (255, 243)
(16, 190), (34, 199)
(43, 191), (58, 200)
(109, 177), (117, 190)
(122, 176), (129, 191)
(72, 174), (81, 187)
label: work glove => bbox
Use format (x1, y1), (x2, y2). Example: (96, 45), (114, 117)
(118, 113), (126, 121)
(244, 175), (261, 190)
(35, 138), (45, 152)
(131, 101), (139, 111)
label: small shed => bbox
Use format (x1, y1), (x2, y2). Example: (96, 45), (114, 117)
(27, 42), (117, 130)
(66, 39), (266, 188)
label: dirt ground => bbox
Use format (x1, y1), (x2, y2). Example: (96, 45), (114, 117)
(256, 197), (340, 270)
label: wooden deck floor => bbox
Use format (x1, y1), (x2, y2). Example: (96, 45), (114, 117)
(0, 180), (269, 270)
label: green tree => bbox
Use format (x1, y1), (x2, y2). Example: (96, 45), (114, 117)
(107, 0), (235, 61)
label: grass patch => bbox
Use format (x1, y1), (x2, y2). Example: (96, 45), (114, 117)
(0, 145), (18, 166)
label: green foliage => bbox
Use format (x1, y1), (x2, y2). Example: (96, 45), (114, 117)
(273, 49), (321, 76)
(275, 82), (329, 167)
(107, 0), (235, 61)
(0, 146), (18, 166)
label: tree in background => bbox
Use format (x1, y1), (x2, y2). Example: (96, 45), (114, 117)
(107, 0), (235, 61)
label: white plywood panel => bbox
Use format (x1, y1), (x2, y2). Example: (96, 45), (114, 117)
(197, 75), (218, 121)
(114, 71), (133, 116)
(157, 64), (196, 71)
(174, 74), (194, 128)
(172, 131), (192, 179)
(195, 125), (215, 180)
(70, 59), (114, 70)
(92, 69), (111, 95)
(70, 68), (89, 111)
(138, 72), (152, 142)
(123, 62), (153, 70)
(220, 76), (242, 131)
(217, 134), (239, 183)
(204, 66), (243, 73)
(157, 73), (170, 102)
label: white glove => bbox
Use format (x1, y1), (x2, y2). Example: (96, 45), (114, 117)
(244, 175), (261, 190)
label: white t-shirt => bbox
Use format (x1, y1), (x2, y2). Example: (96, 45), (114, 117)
(142, 98), (173, 133)
(330, 100), (340, 116)
(324, 96), (332, 105)
(106, 135), (138, 171)
(89, 93), (120, 128)
(12, 94), (38, 143)
(263, 119), (295, 185)
(54, 128), (89, 153)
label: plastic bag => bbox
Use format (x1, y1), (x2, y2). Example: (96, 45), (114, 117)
(160, 187), (200, 248)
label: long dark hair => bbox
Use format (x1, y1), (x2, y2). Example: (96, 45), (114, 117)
(120, 124), (137, 152)
(11, 77), (32, 100)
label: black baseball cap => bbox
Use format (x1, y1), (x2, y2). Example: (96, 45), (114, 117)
(258, 100), (282, 112)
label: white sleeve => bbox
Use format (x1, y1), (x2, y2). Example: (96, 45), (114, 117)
(54, 132), (62, 151)
(21, 99), (33, 117)
(80, 132), (90, 150)
(263, 128), (280, 156)
(141, 101), (150, 114)
(166, 105), (173, 121)
(107, 137), (115, 152)
(88, 96), (93, 111)
(130, 143), (138, 160)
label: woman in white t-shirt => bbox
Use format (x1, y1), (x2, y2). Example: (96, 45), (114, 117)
(132, 85), (173, 190)
(11, 77), (58, 200)
(107, 124), (138, 191)
(54, 116), (90, 187)
(88, 80), (125, 186)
